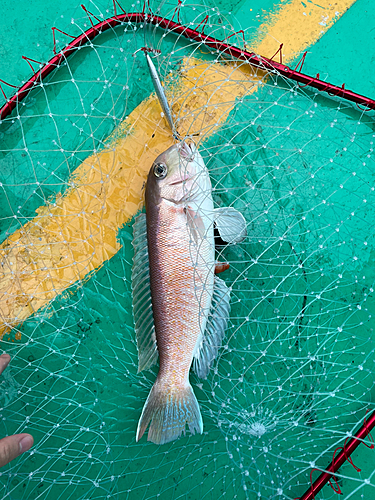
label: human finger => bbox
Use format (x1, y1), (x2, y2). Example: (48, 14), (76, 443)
(0, 434), (34, 468)
(0, 354), (11, 376)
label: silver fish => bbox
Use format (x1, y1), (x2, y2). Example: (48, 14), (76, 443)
(131, 142), (247, 444)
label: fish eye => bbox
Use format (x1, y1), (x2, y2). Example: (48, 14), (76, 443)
(153, 163), (168, 179)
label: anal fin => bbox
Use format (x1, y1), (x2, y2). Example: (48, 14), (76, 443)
(193, 275), (230, 379)
(186, 205), (206, 244)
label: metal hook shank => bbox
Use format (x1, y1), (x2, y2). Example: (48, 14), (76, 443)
(145, 53), (176, 135)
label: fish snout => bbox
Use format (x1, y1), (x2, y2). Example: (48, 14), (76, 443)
(179, 141), (195, 161)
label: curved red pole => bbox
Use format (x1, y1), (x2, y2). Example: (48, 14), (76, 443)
(1, 11), (375, 121)
(299, 410), (375, 500)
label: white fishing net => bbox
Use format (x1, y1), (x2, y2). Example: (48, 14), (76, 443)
(0, 0), (374, 499)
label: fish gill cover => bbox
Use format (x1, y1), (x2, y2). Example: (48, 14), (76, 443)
(0, 0), (374, 499)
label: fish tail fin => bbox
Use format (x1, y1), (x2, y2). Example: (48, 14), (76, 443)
(136, 379), (203, 445)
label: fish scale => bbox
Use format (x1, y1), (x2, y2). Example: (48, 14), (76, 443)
(147, 200), (214, 384)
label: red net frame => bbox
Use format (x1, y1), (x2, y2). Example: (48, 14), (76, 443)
(1, 6), (375, 120)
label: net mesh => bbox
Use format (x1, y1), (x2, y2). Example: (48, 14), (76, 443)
(0, 1), (374, 499)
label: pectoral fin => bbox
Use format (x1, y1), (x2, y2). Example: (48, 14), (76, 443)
(214, 207), (247, 244)
(193, 275), (230, 379)
(186, 206), (206, 244)
(131, 213), (158, 372)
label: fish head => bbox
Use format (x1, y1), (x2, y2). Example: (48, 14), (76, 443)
(146, 141), (209, 205)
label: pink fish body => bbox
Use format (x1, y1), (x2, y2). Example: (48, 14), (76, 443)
(132, 142), (246, 444)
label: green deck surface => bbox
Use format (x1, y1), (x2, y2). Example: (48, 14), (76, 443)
(0, 1), (374, 499)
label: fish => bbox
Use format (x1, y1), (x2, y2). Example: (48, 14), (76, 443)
(131, 141), (247, 445)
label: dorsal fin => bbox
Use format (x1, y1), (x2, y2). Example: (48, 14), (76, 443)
(192, 275), (230, 379)
(131, 213), (158, 372)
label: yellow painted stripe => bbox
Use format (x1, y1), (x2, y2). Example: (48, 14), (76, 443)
(253, 0), (355, 60)
(0, 0), (356, 337)
(0, 60), (256, 337)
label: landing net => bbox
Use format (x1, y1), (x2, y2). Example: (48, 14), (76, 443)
(0, 1), (374, 499)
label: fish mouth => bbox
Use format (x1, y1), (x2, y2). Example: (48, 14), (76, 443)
(169, 175), (191, 186)
(168, 141), (197, 186)
(179, 141), (195, 160)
